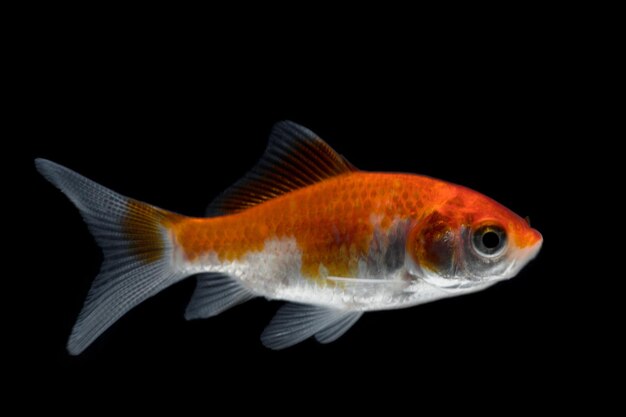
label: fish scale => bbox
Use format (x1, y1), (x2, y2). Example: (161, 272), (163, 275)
(171, 173), (440, 279)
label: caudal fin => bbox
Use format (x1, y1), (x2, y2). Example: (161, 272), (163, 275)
(36, 159), (186, 355)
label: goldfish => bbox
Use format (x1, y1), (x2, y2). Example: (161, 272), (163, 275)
(36, 121), (542, 355)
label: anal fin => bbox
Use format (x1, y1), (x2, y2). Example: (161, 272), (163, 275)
(261, 303), (362, 350)
(185, 273), (256, 320)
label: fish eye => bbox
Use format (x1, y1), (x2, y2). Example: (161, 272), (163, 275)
(472, 225), (507, 257)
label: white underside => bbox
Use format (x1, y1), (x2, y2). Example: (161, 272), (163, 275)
(174, 237), (495, 312)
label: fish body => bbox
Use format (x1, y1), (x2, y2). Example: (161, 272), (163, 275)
(36, 121), (542, 354)
(178, 172), (435, 311)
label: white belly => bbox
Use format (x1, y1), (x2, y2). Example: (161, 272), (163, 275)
(176, 236), (484, 312)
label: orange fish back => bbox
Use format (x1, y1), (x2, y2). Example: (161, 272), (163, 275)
(171, 172), (454, 279)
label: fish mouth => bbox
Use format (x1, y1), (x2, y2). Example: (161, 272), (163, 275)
(504, 233), (542, 279)
(527, 231), (543, 260)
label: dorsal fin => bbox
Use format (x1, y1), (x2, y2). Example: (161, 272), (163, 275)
(206, 121), (358, 216)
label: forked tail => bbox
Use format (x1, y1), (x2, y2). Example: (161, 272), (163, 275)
(36, 159), (186, 355)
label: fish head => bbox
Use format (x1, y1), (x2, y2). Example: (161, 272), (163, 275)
(406, 187), (542, 291)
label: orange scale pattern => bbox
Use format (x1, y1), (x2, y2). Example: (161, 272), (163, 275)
(168, 172), (452, 279)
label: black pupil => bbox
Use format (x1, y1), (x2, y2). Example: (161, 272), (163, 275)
(482, 231), (500, 249)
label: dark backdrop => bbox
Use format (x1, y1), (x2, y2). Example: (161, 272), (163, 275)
(9, 12), (589, 406)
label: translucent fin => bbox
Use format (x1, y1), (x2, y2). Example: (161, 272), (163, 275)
(326, 276), (409, 290)
(261, 303), (362, 350)
(206, 121), (358, 216)
(326, 276), (406, 284)
(185, 273), (256, 320)
(315, 311), (363, 344)
(35, 159), (187, 355)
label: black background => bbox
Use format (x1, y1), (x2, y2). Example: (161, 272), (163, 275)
(9, 8), (597, 405)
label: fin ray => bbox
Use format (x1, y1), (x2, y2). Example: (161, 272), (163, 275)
(206, 121), (358, 216)
(185, 273), (256, 320)
(261, 303), (362, 350)
(315, 312), (363, 344)
(35, 159), (187, 355)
